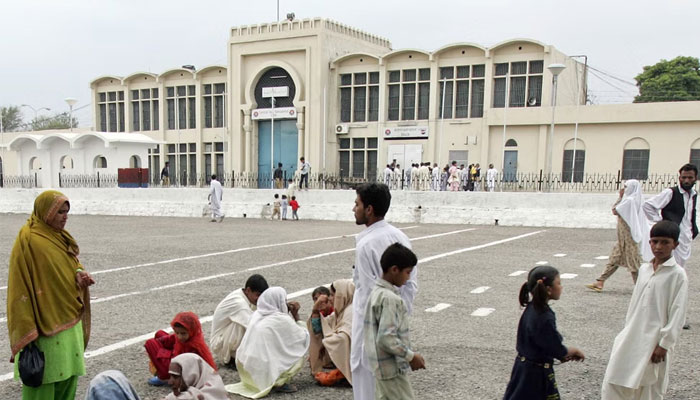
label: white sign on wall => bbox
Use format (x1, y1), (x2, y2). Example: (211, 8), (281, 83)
(383, 126), (429, 139)
(262, 86), (289, 98)
(251, 107), (296, 120)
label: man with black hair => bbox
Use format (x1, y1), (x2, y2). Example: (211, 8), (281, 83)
(210, 274), (269, 366)
(274, 162), (284, 189)
(350, 183), (417, 400)
(643, 163), (698, 268)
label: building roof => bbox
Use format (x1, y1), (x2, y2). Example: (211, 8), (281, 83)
(7, 131), (160, 151)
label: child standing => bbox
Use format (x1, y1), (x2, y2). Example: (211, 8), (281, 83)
(271, 194), (281, 220)
(504, 265), (585, 400)
(601, 221), (688, 400)
(364, 243), (425, 400)
(290, 196), (300, 220)
(281, 195), (289, 220)
(145, 312), (217, 386)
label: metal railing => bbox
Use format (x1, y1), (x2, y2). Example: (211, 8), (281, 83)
(0, 170), (688, 193)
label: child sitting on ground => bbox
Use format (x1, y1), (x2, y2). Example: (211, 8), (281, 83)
(290, 196), (300, 220)
(281, 195), (289, 220)
(504, 265), (585, 399)
(145, 312), (217, 386)
(601, 220), (688, 400)
(365, 243), (426, 399)
(308, 287), (334, 377)
(271, 194), (281, 220)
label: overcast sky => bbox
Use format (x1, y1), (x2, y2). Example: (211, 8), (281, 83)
(1, 0), (698, 129)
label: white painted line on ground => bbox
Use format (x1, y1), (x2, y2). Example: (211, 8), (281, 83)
(595, 255), (609, 260)
(580, 263), (596, 268)
(509, 270), (528, 277)
(0, 228), (538, 379)
(0, 286), (6, 290)
(553, 253), (567, 257)
(535, 261), (549, 265)
(0, 317), (5, 323)
(471, 307), (495, 317)
(425, 303), (452, 313)
(470, 286), (491, 294)
(89, 228), (476, 304)
(560, 273), (578, 279)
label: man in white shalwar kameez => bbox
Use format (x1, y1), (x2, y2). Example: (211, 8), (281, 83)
(351, 183), (417, 400)
(431, 163), (440, 191)
(486, 164), (498, 192)
(210, 274), (268, 365)
(209, 175), (225, 222)
(383, 165), (393, 187)
(601, 221), (688, 400)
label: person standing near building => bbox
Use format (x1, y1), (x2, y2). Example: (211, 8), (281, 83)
(392, 164), (402, 190)
(486, 164), (498, 192)
(431, 163), (440, 191)
(299, 157), (310, 190)
(274, 163), (284, 189)
(161, 161), (170, 187)
(209, 175), (224, 223)
(384, 165), (393, 186)
(643, 163), (698, 269)
(350, 183), (417, 400)
(404, 164), (412, 190)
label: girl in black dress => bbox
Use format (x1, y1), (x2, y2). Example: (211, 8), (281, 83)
(504, 265), (585, 400)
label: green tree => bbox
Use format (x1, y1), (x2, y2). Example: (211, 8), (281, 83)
(1, 106), (24, 132)
(634, 56), (700, 102)
(31, 113), (78, 131)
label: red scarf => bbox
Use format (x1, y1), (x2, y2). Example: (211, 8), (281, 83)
(171, 312), (217, 370)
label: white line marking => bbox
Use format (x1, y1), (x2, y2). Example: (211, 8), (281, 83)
(595, 255), (609, 260)
(0, 286), (6, 290)
(509, 270), (528, 277)
(553, 253), (567, 257)
(470, 286), (491, 294)
(560, 273), (578, 279)
(87, 228), (476, 304)
(0, 317), (5, 323)
(0, 228), (538, 380)
(580, 264), (596, 268)
(535, 261), (549, 265)
(471, 307), (495, 317)
(425, 303), (452, 313)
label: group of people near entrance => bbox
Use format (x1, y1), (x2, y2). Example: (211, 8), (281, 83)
(5, 162), (695, 400)
(383, 160), (499, 192)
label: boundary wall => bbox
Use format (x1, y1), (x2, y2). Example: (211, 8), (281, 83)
(0, 188), (621, 229)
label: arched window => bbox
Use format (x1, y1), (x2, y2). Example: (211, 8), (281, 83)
(94, 155), (108, 169)
(130, 155), (141, 168)
(254, 67), (296, 108)
(505, 139), (518, 147)
(622, 138), (650, 180)
(29, 157), (42, 171)
(60, 155), (74, 170)
(562, 139), (585, 182)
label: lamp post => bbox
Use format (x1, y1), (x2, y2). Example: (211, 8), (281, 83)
(544, 63), (566, 191)
(65, 98), (77, 132)
(21, 104), (51, 128)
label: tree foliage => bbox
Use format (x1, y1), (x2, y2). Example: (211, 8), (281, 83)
(1, 106), (24, 132)
(634, 56), (700, 103)
(31, 113), (78, 131)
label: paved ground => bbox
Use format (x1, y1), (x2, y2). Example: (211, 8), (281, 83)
(0, 213), (698, 399)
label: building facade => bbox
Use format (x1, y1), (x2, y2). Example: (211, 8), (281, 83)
(77, 18), (700, 184)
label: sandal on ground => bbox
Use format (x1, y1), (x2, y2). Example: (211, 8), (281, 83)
(275, 383), (298, 393)
(585, 283), (603, 292)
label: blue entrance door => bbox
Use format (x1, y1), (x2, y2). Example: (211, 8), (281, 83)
(258, 120), (298, 187)
(504, 150), (518, 182)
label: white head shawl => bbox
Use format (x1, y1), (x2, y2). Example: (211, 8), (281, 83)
(615, 179), (651, 245)
(235, 286), (309, 392)
(166, 353), (228, 400)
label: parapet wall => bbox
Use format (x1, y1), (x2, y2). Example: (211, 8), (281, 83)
(0, 188), (621, 229)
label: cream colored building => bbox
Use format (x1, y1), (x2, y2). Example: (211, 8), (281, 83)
(4, 17), (700, 185)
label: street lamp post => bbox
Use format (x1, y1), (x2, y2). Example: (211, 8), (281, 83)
(65, 98), (77, 132)
(544, 63), (566, 191)
(21, 104), (51, 128)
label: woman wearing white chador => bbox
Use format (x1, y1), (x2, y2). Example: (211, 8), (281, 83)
(225, 287), (309, 398)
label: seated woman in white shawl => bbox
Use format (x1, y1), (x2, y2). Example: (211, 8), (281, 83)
(308, 279), (354, 386)
(226, 287), (310, 398)
(166, 353), (228, 400)
(210, 274), (269, 366)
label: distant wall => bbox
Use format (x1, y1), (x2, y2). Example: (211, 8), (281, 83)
(0, 188), (623, 229)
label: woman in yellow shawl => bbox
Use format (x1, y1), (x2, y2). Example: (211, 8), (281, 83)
(7, 190), (94, 400)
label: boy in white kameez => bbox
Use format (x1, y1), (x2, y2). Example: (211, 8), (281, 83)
(351, 183), (417, 400)
(602, 221), (688, 400)
(210, 274), (268, 367)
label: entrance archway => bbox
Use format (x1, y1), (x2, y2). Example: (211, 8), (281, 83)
(254, 67), (298, 187)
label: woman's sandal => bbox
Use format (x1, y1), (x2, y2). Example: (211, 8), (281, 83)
(585, 283), (603, 292)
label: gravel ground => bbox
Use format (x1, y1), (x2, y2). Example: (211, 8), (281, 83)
(0, 213), (698, 399)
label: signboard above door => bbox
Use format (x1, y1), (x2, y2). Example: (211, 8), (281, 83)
(262, 86), (289, 98)
(252, 107), (296, 120)
(383, 126), (429, 139)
